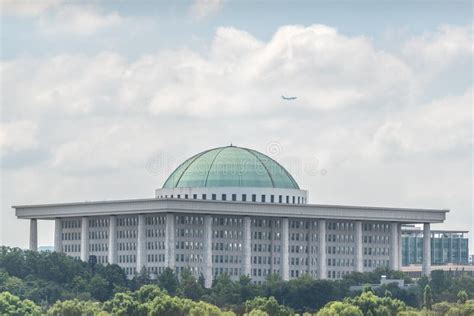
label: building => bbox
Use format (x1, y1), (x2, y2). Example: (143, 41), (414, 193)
(401, 265), (474, 279)
(401, 226), (469, 266)
(349, 275), (417, 292)
(13, 145), (449, 287)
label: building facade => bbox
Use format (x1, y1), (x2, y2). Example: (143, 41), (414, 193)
(401, 226), (469, 266)
(14, 146), (448, 287)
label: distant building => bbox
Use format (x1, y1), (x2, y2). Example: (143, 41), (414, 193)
(349, 275), (416, 291)
(401, 226), (469, 266)
(38, 246), (54, 252)
(14, 146), (449, 287)
(401, 265), (474, 279)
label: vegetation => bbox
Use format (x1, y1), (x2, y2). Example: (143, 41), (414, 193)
(1, 246), (473, 315)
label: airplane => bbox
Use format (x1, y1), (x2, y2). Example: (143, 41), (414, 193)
(282, 95), (297, 100)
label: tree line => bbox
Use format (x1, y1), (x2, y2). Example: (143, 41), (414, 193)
(1, 246), (473, 315)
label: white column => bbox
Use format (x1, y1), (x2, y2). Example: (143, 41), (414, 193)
(390, 222), (399, 270)
(165, 213), (175, 269)
(54, 218), (62, 253)
(422, 223), (431, 276)
(355, 221), (363, 272)
(108, 216), (117, 264)
(137, 214), (146, 272)
(204, 215), (213, 288)
(281, 218), (289, 281)
(319, 219), (327, 279)
(397, 224), (402, 269)
(29, 219), (38, 251)
(80, 217), (89, 262)
(243, 216), (251, 276)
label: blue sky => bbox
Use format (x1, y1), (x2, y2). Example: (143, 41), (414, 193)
(1, 0), (473, 250)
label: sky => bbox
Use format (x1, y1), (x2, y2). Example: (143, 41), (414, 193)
(0, 0), (473, 251)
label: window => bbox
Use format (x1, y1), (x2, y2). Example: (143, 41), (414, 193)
(242, 194), (247, 202)
(298, 197), (300, 204)
(286, 196), (289, 203)
(271, 195), (274, 203)
(261, 195), (266, 202)
(252, 194), (257, 202)
(221, 194), (227, 201)
(279, 195), (282, 203)
(185, 194), (189, 199)
(292, 196), (295, 204)
(202, 194), (207, 200)
(177, 194), (181, 199)
(212, 194), (216, 200)
(232, 194), (237, 201)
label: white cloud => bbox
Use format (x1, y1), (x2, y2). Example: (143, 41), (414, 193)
(1, 24), (472, 249)
(0, 120), (38, 155)
(402, 25), (473, 74)
(0, 0), (60, 17)
(189, 0), (225, 19)
(38, 4), (124, 36)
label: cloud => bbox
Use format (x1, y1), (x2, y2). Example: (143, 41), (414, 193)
(0, 120), (38, 155)
(189, 0), (225, 19)
(0, 0), (61, 17)
(402, 25), (473, 74)
(38, 4), (124, 36)
(1, 24), (472, 248)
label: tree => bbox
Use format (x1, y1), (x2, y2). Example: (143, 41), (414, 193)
(316, 301), (363, 316)
(244, 296), (293, 316)
(0, 291), (41, 316)
(457, 290), (468, 304)
(47, 299), (104, 316)
(179, 268), (204, 300)
(157, 268), (179, 296)
(423, 285), (432, 310)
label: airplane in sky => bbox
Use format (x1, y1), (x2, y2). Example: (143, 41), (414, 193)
(282, 95), (297, 100)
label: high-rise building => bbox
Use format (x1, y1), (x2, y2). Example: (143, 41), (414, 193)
(13, 145), (448, 287)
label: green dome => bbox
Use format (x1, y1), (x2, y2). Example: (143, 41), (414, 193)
(163, 146), (300, 189)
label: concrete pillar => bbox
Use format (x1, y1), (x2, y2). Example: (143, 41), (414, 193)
(165, 213), (175, 269)
(80, 217), (89, 262)
(397, 223), (402, 269)
(243, 216), (251, 277)
(137, 214), (146, 272)
(355, 221), (363, 272)
(108, 216), (117, 264)
(318, 219), (327, 279)
(422, 223), (431, 276)
(204, 215), (213, 288)
(29, 219), (38, 251)
(281, 218), (289, 281)
(54, 218), (62, 252)
(390, 222), (399, 270)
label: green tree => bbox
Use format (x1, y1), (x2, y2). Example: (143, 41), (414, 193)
(244, 296), (293, 316)
(158, 267), (179, 296)
(0, 291), (41, 316)
(457, 290), (468, 304)
(316, 301), (363, 316)
(179, 268), (204, 300)
(47, 299), (105, 316)
(423, 285), (432, 310)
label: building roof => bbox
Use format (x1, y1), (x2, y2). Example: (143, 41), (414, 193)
(162, 145), (300, 189)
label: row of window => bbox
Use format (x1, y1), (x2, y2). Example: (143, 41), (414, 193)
(146, 216), (166, 226)
(89, 218), (109, 228)
(363, 247), (389, 256)
(176, 215), (204, 226)
(118, 254), (136, 263)
(176, 254), (203, 263)
(212, 242), (242, 252)
(327, 258), (355, 267)
(213, 255), (241, 264)
(176, 228), (203, 238)
(89, 243), (108, 252)
(363, 235), (390, 244)
(89, 231), (108, 240)
(214, 229), (243, 239)
(159, 193), (306, 205)
(177, 241), (203, 250)
(117, 217), (138, 226)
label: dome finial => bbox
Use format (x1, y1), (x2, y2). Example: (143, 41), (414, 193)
(230, 143), (233, 147)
